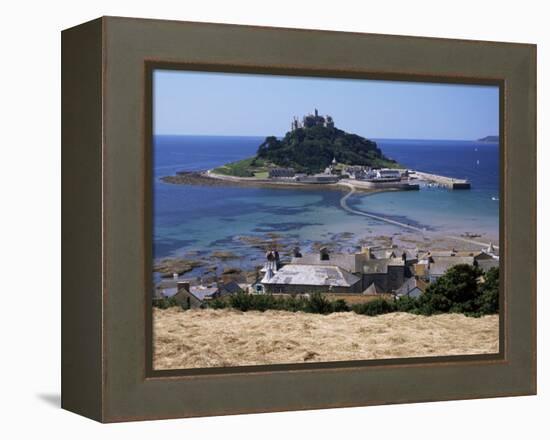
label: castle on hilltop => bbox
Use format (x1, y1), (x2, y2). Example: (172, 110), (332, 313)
(291, 109), (335, 131)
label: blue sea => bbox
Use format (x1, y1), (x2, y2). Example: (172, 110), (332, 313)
(153, 135), (499, 268)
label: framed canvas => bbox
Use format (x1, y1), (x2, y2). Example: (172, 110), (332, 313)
(61, 16), (536, 422)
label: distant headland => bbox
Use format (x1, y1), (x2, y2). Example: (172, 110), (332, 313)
(161, 109), (471, 191)
(477, 135), (499, 142)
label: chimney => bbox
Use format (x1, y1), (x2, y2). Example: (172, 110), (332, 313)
(265, 251), (277, 274)
(361, 246), (374, 259)
(177, 281), (190, 292)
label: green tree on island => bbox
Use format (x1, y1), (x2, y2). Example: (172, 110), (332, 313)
(255, 124), (397, 174)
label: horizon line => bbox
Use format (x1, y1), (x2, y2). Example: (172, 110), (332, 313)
(153, 133), (499, 142)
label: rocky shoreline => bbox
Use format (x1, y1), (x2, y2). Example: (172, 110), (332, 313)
(161, 171), (377, 193)
(154, 226), (498, 287)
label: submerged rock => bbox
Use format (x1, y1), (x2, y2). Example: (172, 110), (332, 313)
(222, 267), (242, 275)
(154, 258), (205, 277)
(211, 251), (241, 260)
(236, 235), (292, 252)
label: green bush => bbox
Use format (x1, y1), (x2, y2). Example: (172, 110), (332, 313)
(213, 292), (350, 314)
(395, 295), (421, 313)
(353, 298), (396, 316)
(248, 294), (278, 312)
(208, 298), (227, 309)
(229, 292), (255, 311)
(332, 299), (350, 313)
(475, 267), (499, 314)
(153, 296), (181, 309)
(413, 264), (499, 316)
(280, 295), (308, 312)
(304, 293), (334, 314)
(227, 292), (299, 312)
(418, 264), (483, 315)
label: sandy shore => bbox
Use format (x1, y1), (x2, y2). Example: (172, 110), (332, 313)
(153, 308), (499, 370)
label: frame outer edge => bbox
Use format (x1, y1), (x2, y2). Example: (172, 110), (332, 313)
(61, 17), (104, 421)
(97, 17), (536, 422)
(530, 44), (537, 395)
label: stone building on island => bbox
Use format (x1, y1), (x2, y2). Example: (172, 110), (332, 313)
(291, 108), (335, 131)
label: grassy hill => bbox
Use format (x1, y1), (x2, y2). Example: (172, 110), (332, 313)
(211, 157), (270, 178)
(154, 308), (498, 369)
(212, 124), (398, 177)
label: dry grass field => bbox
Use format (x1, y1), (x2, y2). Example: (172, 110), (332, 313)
(153, 308), (499, 370)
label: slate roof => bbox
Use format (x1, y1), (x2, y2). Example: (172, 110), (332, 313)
(219, 280), (242, 294)
(395, 277), (427, 296)
(292, 251), (410, 275)
(429, 256), (475, 276)
(172, 288), (192, 302)
(418, 250), (454, 260)
(262, 264), (360, 287)
(291, 253), (360, 273)
(189, 286), (219, 301)
(366, 247), (418, 261)
(362, 258), (404, 274)
(419, 250), (490, 260)
(155, 279), (178, 297)
(477, 258), (500, 273)
(363, 282), (384, 295)
(454, 250), (484, 258)
(370, 249), (396, 259)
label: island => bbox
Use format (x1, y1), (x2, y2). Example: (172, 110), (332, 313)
(161, 109), (470, 191)
(212, 109), (398, 177)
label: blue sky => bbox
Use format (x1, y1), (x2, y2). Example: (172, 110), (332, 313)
(153, 70), (499, 140)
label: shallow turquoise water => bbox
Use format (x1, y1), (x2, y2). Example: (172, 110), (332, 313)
(153, 136), (499, 262)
